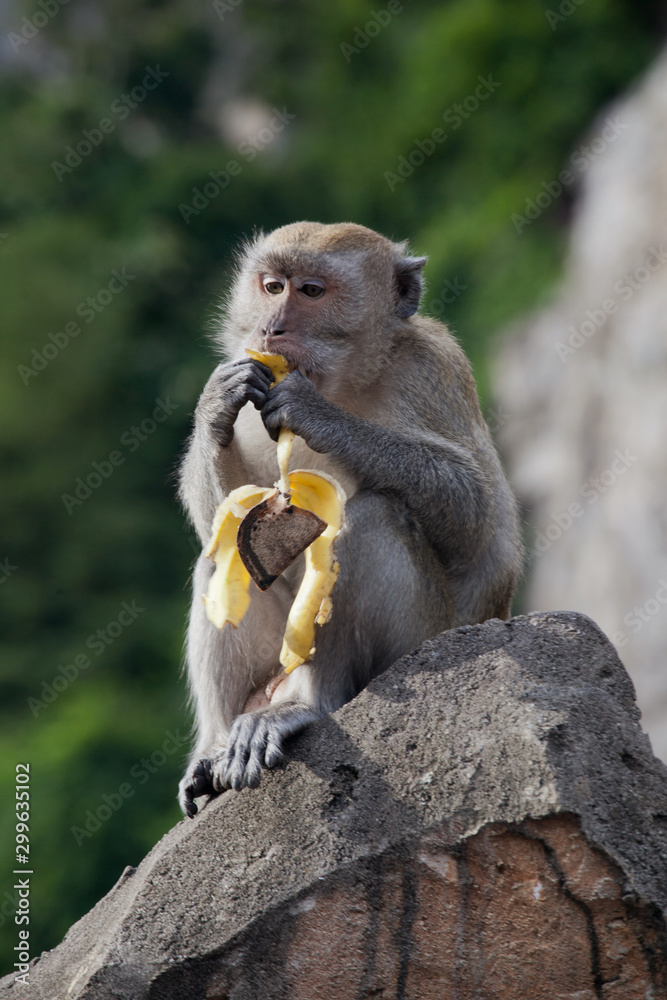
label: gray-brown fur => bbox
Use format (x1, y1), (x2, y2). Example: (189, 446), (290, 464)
(178, 222), (522, 816)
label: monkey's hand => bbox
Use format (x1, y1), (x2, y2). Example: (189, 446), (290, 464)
(198, 358), (274, 447)
(261, 370), (339, 452)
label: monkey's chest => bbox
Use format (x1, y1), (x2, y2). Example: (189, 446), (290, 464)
(235, 406), (356, 498)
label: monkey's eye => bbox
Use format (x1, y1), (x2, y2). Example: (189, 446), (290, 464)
(300, 282), (325, 298)
(262, 278), (284, 295)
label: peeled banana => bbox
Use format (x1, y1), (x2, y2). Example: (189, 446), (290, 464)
(204, 350), (346, 674)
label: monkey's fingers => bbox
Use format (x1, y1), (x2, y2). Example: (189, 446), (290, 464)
(260, 371), (311, 441)
(192, 757), (216, 793)
(231, 356), (275, 383)
(225, 714), (288, 790)
(181, 758), (219, 819)
(261, 394), (288, 442)
(210, 372), (273, 446)
(227, 365), (274, 409)
(211, 360), (273, 404)
(244, 719), (269, 789)
(222, 714), (257, 791)
(241, 366), (275, 401)
(245, 387), (272, 411)
(264, 723), (286, 771)
(222, 712), (285, 790)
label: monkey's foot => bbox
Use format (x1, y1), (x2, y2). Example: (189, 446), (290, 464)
(220, 711), (287, 792)
(179, 758), (224, 819)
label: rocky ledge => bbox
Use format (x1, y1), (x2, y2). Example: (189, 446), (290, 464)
(5, 612), (667, 999)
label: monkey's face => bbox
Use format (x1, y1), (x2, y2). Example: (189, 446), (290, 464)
(245, 266), (359, 389)
(224, 222), (427, 397)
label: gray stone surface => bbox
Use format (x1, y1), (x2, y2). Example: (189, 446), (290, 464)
(5, 612), (667, 998)
(494, 50), (667, 762)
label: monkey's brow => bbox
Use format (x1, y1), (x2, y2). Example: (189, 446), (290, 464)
(252, 253), (315, 276)
(250, 249), (346, 280)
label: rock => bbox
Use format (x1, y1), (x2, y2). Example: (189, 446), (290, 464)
(5, 612), (667, 999)
(493, 50), (667, 762)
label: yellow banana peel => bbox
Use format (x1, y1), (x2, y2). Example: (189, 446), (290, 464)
(203, 350), (346, 674)
(280, 468), (344, 672)
(203, 485), (275, 629)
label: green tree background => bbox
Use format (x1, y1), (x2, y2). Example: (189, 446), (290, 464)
(0, 0), (662, 970)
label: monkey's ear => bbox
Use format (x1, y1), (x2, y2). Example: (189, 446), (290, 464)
(395, 256), (427, 318)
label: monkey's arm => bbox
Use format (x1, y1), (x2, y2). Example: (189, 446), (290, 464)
(179, 358), (273, 543)
(262, 371), (489, 561)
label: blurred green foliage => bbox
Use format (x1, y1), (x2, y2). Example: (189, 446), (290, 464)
(0, 0), (661, 971)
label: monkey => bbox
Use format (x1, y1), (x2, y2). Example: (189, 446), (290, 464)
(178, 221), (522, 817)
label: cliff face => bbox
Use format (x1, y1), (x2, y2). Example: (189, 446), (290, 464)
(6, 613), (667, 999)
(494, 51), (667, 763)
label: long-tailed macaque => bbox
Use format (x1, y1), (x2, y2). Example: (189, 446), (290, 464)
(178, 222), (522, 816)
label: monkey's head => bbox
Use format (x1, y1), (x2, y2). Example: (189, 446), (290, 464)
(221, 222), (427, 395)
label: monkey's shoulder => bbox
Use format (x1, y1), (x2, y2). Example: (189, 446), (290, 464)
(388, 319), (484, 433)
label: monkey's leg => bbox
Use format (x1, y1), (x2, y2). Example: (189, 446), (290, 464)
(178, 552), (292, 816)
(218, 490), (455, 793)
